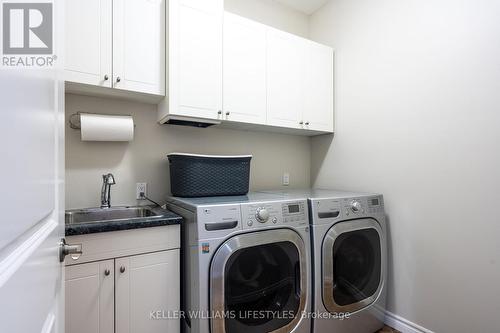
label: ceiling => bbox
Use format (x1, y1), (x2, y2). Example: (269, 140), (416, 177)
(274, 0), (329, 15)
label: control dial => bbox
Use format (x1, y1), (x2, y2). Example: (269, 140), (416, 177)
(350, 200), (362, 213)
(255, 207), (270, 223)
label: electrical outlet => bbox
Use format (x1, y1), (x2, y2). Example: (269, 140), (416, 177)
(282, 172), (290, 186)
(136, 183), (147, 199)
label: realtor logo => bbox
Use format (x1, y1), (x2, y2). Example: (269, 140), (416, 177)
(1, 1), (56, 67)
(2, 2), (53, 54)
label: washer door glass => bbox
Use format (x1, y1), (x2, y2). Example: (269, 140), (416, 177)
(211, 229), (307, 333)
(322, 219), (384, 314)
(225, 242), (299, 332)
(332, 228), (381, 305)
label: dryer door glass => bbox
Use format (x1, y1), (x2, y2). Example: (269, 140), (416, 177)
(224, 241), (300, 332)
(332, 228), (381, 306)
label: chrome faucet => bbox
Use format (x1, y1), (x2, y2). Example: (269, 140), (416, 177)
(100, 173), (116, 208)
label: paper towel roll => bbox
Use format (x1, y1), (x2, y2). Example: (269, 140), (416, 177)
(80, 113), (134, 142)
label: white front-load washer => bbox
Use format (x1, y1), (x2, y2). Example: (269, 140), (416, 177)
(167, 193), (312, 333)
(260, 189), (387, 333)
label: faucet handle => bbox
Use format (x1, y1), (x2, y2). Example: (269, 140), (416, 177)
(107, 173), (116, 185)
(103, 173), (116, 185)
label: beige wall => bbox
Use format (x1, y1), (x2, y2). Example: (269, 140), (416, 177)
(65, 94), (311, 209)
(309, 0), (500, 332)
(225, 0), (309, 37)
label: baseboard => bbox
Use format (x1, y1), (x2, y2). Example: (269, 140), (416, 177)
(384, 311), (435, 333)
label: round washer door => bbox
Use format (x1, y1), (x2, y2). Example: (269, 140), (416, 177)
(211, 229), (308, 333)
(322, 218), (385, 314)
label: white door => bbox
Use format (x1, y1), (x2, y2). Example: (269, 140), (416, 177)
(169, 0), (223, 120)
(65, 0), (112, 87)
(266, 29), (305, 129)
(65, 261), (114, 333)
(0, 2), (65, 332)
(304, 42), (334, 132)
(115, 250), (180, 333)
(112, 0), (165, 95)
(223, 13), (267, 124)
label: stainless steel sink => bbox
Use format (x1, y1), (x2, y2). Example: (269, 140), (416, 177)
(65, 206), (162, 224)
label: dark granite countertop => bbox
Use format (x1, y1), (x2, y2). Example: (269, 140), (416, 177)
(65, 206), (182, 236)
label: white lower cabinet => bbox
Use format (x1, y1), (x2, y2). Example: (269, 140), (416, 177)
(65, 260), (115, 333)
(64, 225), (180, 333)
(65, 250), (179, 333)
(115, 250), (180, 333)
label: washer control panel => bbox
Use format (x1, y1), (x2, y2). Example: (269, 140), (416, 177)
(241, 200), (308, 229)
(282, 201), (306, 223)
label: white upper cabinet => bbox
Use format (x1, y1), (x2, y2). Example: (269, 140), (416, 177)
(223, 13), (267, 125)
(65, 0), (112, 87)
(304, 41), (334, 132)
(112, 0), (165, 95)
(65, 0), (334, 134)
(161, 0), (224, 122)
(266, 29), (306, 129)
(65, 0), (165, 97)
(267, 31), (334, 133)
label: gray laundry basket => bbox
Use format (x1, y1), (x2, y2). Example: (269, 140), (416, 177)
(167, 153), (252, 197)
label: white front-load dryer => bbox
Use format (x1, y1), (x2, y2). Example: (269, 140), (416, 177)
(259, 189), (387, 333)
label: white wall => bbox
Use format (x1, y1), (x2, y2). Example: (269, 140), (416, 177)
(225, 0), (309, 37)
(65, 94), (311, 209)
(309, 0), (500, 332)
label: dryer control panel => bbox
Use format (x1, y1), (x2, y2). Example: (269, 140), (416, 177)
(310, 195), (384, 225)
(340, 195), (384, 216)
(241, 200), (308, 230)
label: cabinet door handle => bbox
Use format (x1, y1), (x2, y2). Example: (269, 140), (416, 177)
(217, 110), (222, 115)
(104, 74), (109, 81)
(299, 121), (304, 125)
(104, 269), (110, 276)
(305, 121), (310, 125)
(116, 76), (121, 83)
(120, 266), (126, 273)
(225, 111), (230, 116)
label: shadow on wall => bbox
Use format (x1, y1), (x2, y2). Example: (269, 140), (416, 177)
(383, 213), (395, 316)
(65, 141), (129, 170)
(310, 133), (334, 186)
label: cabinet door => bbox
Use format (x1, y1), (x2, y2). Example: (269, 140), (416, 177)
(65, 260), (114, 333)
(65, 0), (112, 87)
(304, 42), (334, 132)
(112, 0), (165, 95)
(168, 0), (223, 120)
(223, 13), (267, 124)
(115, 250), (180, 333)
(266, 29), (305, 129)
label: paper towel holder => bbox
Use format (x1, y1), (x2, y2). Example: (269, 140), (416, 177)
(69, 112), (135, 130)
